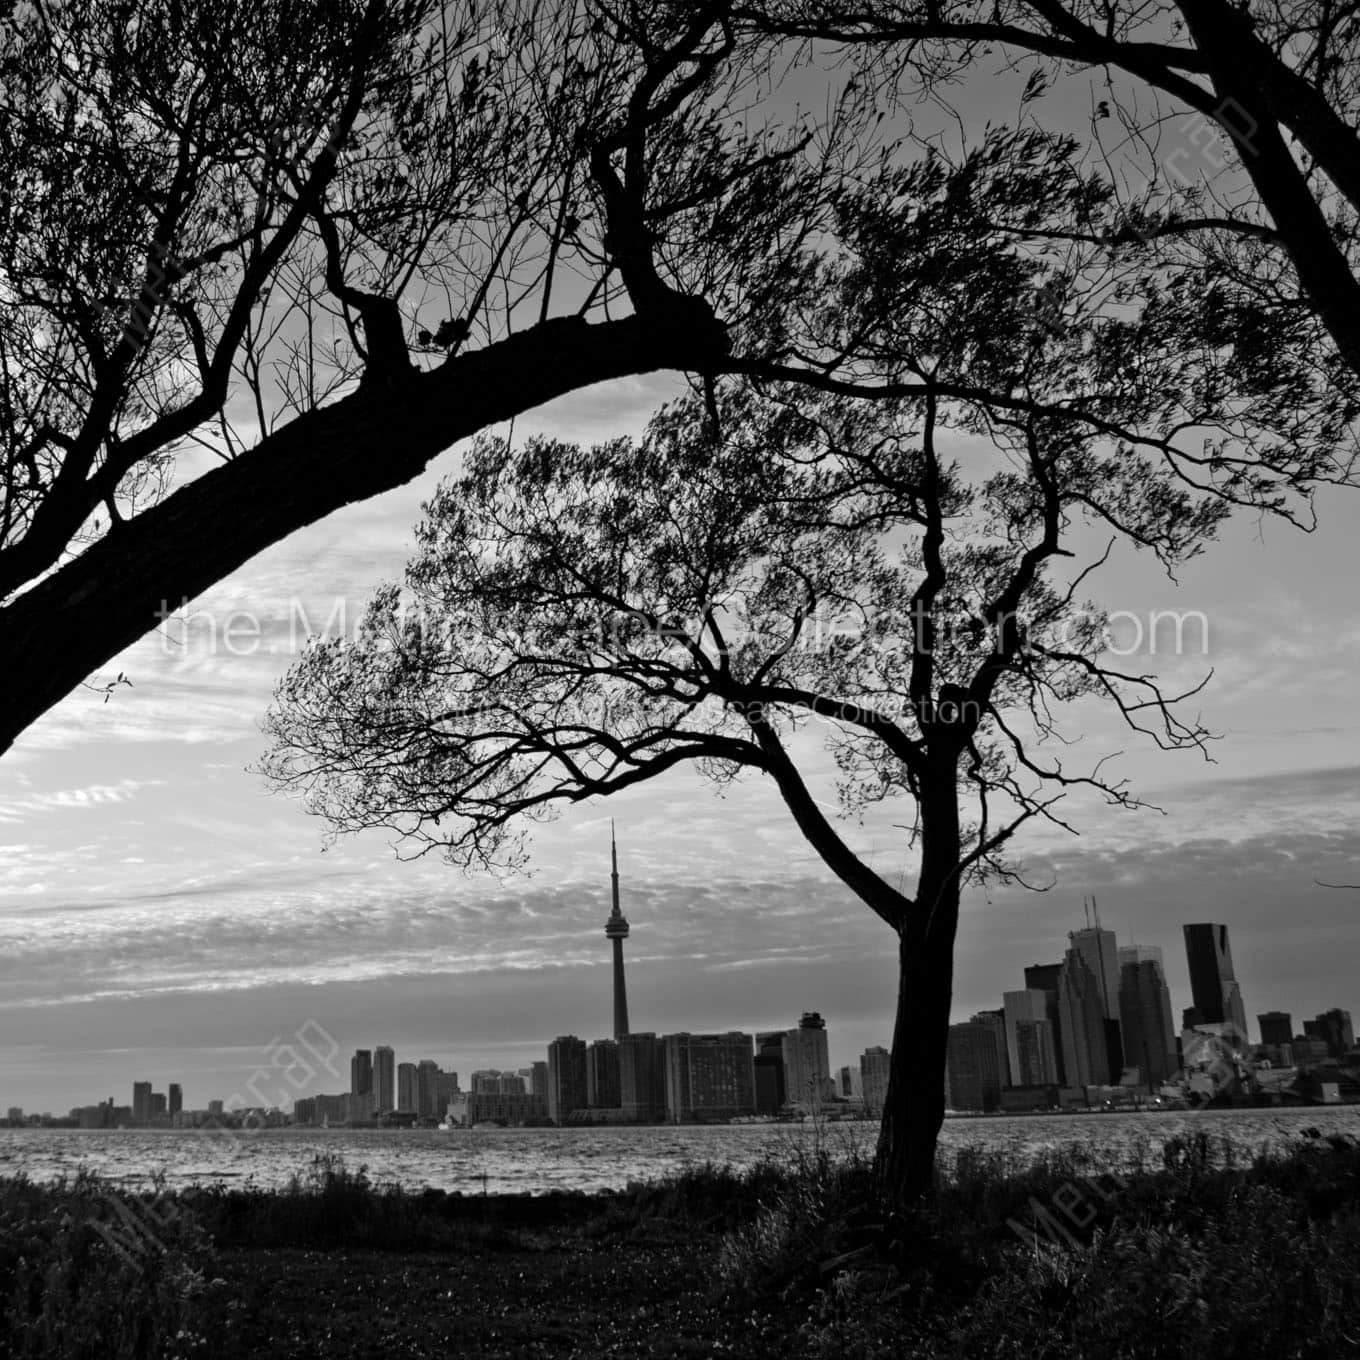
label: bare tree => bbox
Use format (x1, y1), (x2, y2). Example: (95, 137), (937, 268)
(260, 134), (1353, 1197)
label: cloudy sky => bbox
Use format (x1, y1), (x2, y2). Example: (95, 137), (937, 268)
(2, 355), (1358, 1116)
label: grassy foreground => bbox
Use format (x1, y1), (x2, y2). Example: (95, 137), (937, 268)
(3, 1127), (1360, 1358)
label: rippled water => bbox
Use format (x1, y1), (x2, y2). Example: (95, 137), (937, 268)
(1, 1106), (1355, 1195)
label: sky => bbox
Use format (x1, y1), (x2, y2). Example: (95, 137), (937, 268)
(3, 55), (1360, 1116)
(2, 358), (1358, 1115)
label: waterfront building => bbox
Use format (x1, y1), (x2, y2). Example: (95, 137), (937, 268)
(397, 1062), (417, 1113)
(1258, 1011), (1293, 1047)
(168, 1083), (182, 1117)
(547, 1036), (588, 1124)
(373, 1046), (395, 1114)
(1023, 963), (1067, 1085)
(1058, 950), (1112, 1089)
(618, 1032), (666, 1121)
(434, 1068), (461, 1114)
(1183, 923), (1249, 1044)
(780, 1012), (832, 1110)
(587, 1039), (621, 1108)
(1013, 1017), (1060, 1088)
(860, 1046), (890, 1116)
(529, 1061), (549, 1102)
(415, 1059), (441, 1120)
(1069, 918), (1123, 1076)
(132, 1081), (151, 1125)
(753, 1032), (787, 1113)
(1003, 990), (1058, 1087)
(604, 823), (631, 1039)
(661, 1032), (756, 1122)
(1119, 957), (1179, 1087)
(350, 1049), (373, 1101)
(445, 1090), (548, 1126)
(945, 1018), (1004, 1111)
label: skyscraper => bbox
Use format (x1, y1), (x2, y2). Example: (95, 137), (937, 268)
(754, 1032), (787, 1113)
(415, 1059), (440, 1119)
(605, 823), (631, 1039)
(132, 1081), (151, 1125)
(780, 1012), (832, 1109)
(350, 1049), (373, 1101)
(1119, 956), (1179, 1088)
(860, 1046), (890, 1116)
(1058, 950), (1112, 1088)
(587, 1039), (621, 1108)
(1183, 923), (1248, 1042)
(1258, 1011), (1293, 1047)
(168, 1083), (182, 1117)
(1069, 914), (1123, 1076)
(547, 1036), (588, 1124)
(618, 1033), (666, 1121)
(1003, 990), (1059, 1086)
(1023, 962), (1067, 1085)
(397, 1062), (417, 1113)
(945, 1018), (1004, 1111)
(373, 1046), (395, 1114)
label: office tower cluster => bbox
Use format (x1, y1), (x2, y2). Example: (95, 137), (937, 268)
(948, 904), (1191, 1112)
(946, 907), (1359, 1113)
(291, 1049), (461, 1127)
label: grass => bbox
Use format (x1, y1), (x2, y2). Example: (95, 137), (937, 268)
(3, 1129), (1360, 1357)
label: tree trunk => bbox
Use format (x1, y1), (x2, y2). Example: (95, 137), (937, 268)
(874, 759), (962, 1204)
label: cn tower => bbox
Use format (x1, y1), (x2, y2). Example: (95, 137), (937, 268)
(604, 821), (630, 1038)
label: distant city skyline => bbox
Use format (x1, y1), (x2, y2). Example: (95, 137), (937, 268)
(2, 386), (1359, 1112)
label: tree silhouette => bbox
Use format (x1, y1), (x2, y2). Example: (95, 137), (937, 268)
(260, 133), (1353, 1195)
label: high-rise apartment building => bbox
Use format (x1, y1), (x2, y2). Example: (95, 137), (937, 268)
(661, 1032), (756, 1122)
(132, 1081), (151, 1125)
(587, 1039), (621, 1108)
(434, 1068), (460, 1113)
(529, 1061), (549, 1103)
(860, 1046), (890, 1116)
(604, 824), (631, 1039)
(1258, 1011), (1293, 1047)
(1183, 923), (1248, 1042)
(373, 1046), (395, 1114)
(415, 1059), (441, 1119)
(397, 1062), (417, 1113)
(781, 1012), (832, 1109)
(350, 1049), (373, 1100)
(168, 1083), (182, 1117)
(618, 1033), (666, 1121)
(547, 1036), (588, 1124)
(1119, 957), (1179, 1088)
(754, 1032), (787, 1113)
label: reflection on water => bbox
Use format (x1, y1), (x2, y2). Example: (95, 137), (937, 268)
(0, 1106), (1355, 1195)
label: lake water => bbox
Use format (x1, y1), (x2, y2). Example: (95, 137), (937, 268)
(2, 1106), (1356, 1195)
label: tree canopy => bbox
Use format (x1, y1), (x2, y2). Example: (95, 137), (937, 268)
(3, 0), (1358, 756)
